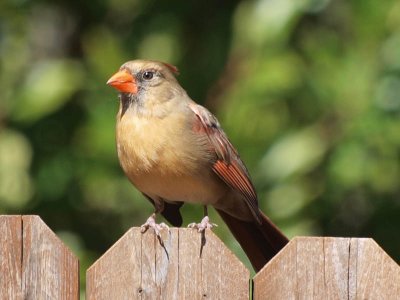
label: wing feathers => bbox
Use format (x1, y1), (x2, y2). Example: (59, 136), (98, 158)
(190, 102), (260, 222)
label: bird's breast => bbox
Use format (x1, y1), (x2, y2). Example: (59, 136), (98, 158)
(116, 110), (200, 173)
(115, 109), (225, 204)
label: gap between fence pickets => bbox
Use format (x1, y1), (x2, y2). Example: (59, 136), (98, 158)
(347, 238), (352, 300)
(348, 237), (357, 300)
(20, 215), (24, 292)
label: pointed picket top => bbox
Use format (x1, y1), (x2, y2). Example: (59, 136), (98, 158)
(86, 227), (250, 299)
(253, 237), (400, 299)
(0, 215), (79, 299)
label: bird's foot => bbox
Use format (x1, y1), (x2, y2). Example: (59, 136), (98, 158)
(188, 216), (217, 232)
(140, 213), (169, 237)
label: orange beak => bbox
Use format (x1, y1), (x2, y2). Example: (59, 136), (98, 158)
(107, 69), (137, 93)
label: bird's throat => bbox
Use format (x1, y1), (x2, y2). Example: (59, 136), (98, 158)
(119, 93), (138, 117)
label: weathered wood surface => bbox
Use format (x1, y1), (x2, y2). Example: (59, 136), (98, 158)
(2, 215), (400, 299)
(86, 228), (250, 300)
(0, 215), (79, 300)
(0, 215), (22, 299)
(253, 237), (400, 300)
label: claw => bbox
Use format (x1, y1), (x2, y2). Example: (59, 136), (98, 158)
(188, 216), (217, 232)
(140, 213), (170, 237)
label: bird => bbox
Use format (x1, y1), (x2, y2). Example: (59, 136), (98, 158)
(106, 59), (289, 271)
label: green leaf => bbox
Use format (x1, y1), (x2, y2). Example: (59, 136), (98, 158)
(11, 59), (84, 123)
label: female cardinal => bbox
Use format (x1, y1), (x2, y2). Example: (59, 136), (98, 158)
(107, 60), (288, 271)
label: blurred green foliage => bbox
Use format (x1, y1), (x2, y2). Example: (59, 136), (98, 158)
(1, 0), (399, 289)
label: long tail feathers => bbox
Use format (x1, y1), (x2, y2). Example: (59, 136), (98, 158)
(216, 209), (289, 272)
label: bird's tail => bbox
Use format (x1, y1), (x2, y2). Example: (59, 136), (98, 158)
(216, 209), (289, 272)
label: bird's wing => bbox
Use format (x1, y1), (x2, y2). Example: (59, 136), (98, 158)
(189, 103), (260, 222)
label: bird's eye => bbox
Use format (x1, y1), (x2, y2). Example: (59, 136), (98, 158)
(142, 71), (154, 80)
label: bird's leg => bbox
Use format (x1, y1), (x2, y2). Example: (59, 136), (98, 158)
(140, 200), (169, 237)
(188, 206), (217, 232)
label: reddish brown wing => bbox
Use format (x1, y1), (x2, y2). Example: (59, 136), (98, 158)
(189, 103), (260, 222)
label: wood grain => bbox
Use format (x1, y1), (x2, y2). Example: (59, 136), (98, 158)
(350, 238), (400, 299)
(253, 237), (400, 300)
(323, 237), (351, 299)
(86, 228), (142, 299)
(201, 230), (250, 299)
(0, 215), (79, 299)
(0, 215), (22, 300)
(155, 228), (179, 299)
(178, 228), (202, 298)
(22, 215), (79, 299)
(86, 227), (250, 299)
(3, 216), (398, 299)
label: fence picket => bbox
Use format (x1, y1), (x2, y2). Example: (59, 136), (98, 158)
(1, 215), (399, 299)
(0, 215), (79, 299)
(253, 237), (400, 299)
(86, 227), (250, 299)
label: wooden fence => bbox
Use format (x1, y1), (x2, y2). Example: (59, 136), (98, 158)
(1, 215), (399, 299)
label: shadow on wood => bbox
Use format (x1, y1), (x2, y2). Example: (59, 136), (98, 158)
(253, 237), (400, 299)
(86, 228), (250, 299)
(0, 215), (79, 299)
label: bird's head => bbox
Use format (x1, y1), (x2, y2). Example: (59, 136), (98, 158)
(107, 60), (180, 99)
